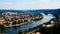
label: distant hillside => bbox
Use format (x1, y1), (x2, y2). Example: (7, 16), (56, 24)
(24, 9), (60, 15)
(0, 9), (60, 15)
(0, 10), (24, 13)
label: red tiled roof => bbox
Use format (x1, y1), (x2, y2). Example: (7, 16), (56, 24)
(0, 18), (5, 24)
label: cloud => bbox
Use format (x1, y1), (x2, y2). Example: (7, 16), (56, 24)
(0, 2), (12, 6)
(0, 2), (13, 9)
(40, 0), (50, 2)
(0, 0), (60, 10)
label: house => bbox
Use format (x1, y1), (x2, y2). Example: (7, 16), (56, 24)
(36, 32), (41, 34)
(0, 18), (5, 24)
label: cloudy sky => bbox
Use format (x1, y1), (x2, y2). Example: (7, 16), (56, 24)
(0, 0), (60, 10)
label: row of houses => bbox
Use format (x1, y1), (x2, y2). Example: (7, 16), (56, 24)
(0, 12), (42, 25)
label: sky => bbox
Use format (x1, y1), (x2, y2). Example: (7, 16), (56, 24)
(0, 0), (60, 10)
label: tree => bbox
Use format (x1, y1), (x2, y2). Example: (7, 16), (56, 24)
(18, 30), (24, 34)
(18, 20), (21, 24)
(16, 20), (18, 24)
(0, 24), (5, 30)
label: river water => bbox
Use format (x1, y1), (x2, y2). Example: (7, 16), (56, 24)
(1, 13), (55, 34)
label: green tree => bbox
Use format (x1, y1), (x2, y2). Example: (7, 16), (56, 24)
(18, 30), (24, 34)
(0, 24), (5, 30)
(16, 20), (18, 24)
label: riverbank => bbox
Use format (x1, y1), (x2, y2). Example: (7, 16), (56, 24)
(4, 16), (43, 27)
(18, 18), (55, 34)
(26, 28), (39, 34)
(5, 22), (30, 27)
(17, 14), (55, 34)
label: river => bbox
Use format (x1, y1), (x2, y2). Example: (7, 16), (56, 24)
(1, 13), (55, 34)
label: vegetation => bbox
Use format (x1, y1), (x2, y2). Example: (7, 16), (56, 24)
(33, 17), (43, 21)
(39, 21), (60, 34)
(0, 24), (5, 34)
(0, 24), (5, 30)
(17, 30), (24, 34)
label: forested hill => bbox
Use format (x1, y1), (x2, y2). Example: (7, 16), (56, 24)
(0, 9), (60, 15)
